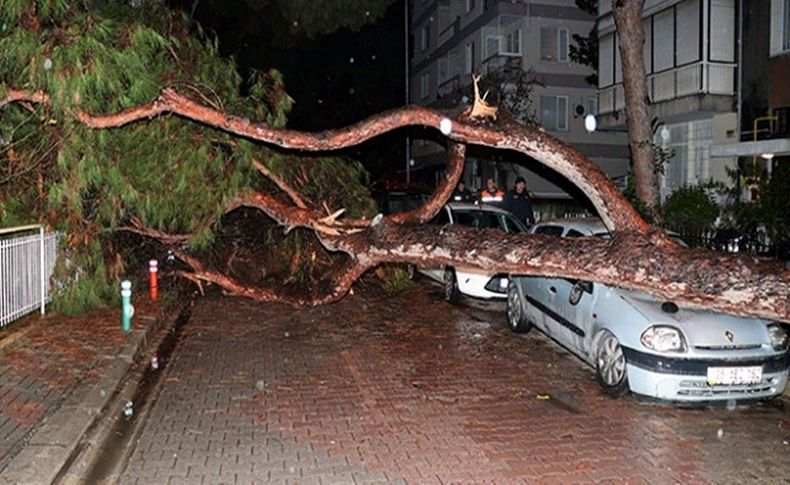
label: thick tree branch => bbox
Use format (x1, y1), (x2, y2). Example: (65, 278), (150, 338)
(388, 142), (466, 224)
(76, 88), (646, 233)
(324, 223), (790, 323)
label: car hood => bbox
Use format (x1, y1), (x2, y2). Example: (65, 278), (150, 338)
(615, 289), (772, 348)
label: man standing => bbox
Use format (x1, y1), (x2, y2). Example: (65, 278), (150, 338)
(479, 178), (504, 205)
(503, 176), (535, 226)
(451, 181), (474, 202)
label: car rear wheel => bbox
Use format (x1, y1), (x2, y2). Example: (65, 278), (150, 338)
(443, 268), (461, 303)
(506, 281), (532, 333)
(595, 331), (629, 397)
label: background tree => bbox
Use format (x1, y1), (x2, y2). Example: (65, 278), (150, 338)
(569, 0), (598, 86)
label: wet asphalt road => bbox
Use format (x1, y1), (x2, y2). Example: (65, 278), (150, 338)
(117, 282), (790, 484)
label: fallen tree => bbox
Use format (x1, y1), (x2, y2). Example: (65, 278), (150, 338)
(1, 2), (787, 323)
(5, 83), (787, 323)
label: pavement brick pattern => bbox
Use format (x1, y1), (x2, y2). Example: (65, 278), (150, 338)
(121, 285), (790, 484)
(0, 307), (130, 471)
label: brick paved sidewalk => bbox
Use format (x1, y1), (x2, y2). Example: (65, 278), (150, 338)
(121, 287), (790, 484)
(0, 298), (163, 482)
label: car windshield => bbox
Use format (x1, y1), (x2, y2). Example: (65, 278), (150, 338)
(452, 209), (527, 233)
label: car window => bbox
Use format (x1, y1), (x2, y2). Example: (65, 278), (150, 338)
(429, 208), (450, 225)
(475, 212), (500, 229)
(566, 229), (586, 238)
(453, 211), (478, 228)
(534, 225), (564, 236)
(499, 214), (528, 233)
(451, 210), (511, 231)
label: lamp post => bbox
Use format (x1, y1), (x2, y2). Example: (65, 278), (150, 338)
(404, 0), (410, 184)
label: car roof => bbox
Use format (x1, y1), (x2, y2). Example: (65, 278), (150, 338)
(447, 202), (514, 215)
(532, 217), (608, 235)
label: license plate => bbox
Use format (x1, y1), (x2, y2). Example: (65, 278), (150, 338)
(707, 366), (763, 385)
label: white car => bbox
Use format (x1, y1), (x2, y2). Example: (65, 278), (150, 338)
(507, 217), (789, 402)
(414, 203), (528, 302)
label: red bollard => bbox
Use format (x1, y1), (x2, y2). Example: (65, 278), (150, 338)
(149, 259), (158, 301)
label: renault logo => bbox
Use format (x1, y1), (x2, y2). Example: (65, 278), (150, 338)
(725, 330), (734, 342)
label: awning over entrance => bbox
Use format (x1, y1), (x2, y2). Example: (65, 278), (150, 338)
(710, 138), (790, 158)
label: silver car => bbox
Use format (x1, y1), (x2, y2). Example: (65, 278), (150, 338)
(415, 203), (528, 302)
(507, 217), (790, 402)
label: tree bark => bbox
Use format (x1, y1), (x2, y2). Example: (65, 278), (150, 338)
(612, 0), (660, 214)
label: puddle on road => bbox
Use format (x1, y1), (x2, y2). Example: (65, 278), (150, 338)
(69, 306), (192, 484)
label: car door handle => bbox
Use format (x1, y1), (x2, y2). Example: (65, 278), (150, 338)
(549, 286), (556, 293)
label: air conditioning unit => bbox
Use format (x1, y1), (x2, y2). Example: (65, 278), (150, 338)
(574, 104), (587, 118)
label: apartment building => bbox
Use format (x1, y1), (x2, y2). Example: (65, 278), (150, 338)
(709, 0), (790, 190)
(597, 0), (741, 200)
(410, 0), (629, 216)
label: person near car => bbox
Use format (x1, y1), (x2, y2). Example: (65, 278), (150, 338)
(480, 178), (504, 205)
(503, 176), (535, 226)
(451, 181), (474, 203)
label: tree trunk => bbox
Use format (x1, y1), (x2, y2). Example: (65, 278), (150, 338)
(612, 0), (660, 215)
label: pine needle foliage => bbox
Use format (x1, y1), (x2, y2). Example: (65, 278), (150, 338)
(0, 0), (375, 314)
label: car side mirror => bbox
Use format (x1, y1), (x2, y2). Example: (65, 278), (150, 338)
(568, 280), (593, 306)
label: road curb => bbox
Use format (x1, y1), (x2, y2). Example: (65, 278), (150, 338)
(1, 309), (168, 485)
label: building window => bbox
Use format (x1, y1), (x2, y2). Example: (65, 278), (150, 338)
(661, 119), (712, 192)
(558, 28), (569, 62)
(466, 0), (475, 13)
(420, 25), (429, 51)
(540, 95), (568, 131)
(485, 30), (521, 59)
(465, 42), (475, 74)
(420, 73), (430, 99)
(505, 29), (522, 55)
(541, 27), (569, 62)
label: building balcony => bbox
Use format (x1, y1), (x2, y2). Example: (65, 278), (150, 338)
(483, 52), (521, 75)
(598, 62), (736, 116)
(437, 74), (461, 99)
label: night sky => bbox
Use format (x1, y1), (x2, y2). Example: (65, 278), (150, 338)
(166, 0), (410, 181)
(168, 0), (408, 131)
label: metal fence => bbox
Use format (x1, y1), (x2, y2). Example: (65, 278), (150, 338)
(0, 225), (58, 327)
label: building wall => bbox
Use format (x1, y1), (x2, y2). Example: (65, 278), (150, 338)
(410, 0), (629, 204)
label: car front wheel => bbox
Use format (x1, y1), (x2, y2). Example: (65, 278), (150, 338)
(506, 281), (532, 333)
(595, 330), (629, 397)
(443, 268), (461, 303)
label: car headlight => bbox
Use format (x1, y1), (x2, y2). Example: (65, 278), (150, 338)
(767, 323), (789, 351)
(640, 325), (687, 353)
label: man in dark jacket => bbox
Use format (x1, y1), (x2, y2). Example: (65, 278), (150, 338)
(451, 181), (474, 203)
(503, 176), (535, 226)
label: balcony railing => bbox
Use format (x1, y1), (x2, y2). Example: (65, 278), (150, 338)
(437, 74), (461, 99)
(438, 16), (460, 46)
(482, 52), (521, 74)
(598, 62), (736, 115)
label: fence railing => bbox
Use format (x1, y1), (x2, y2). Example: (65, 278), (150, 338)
(0, 225), (58, 327)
